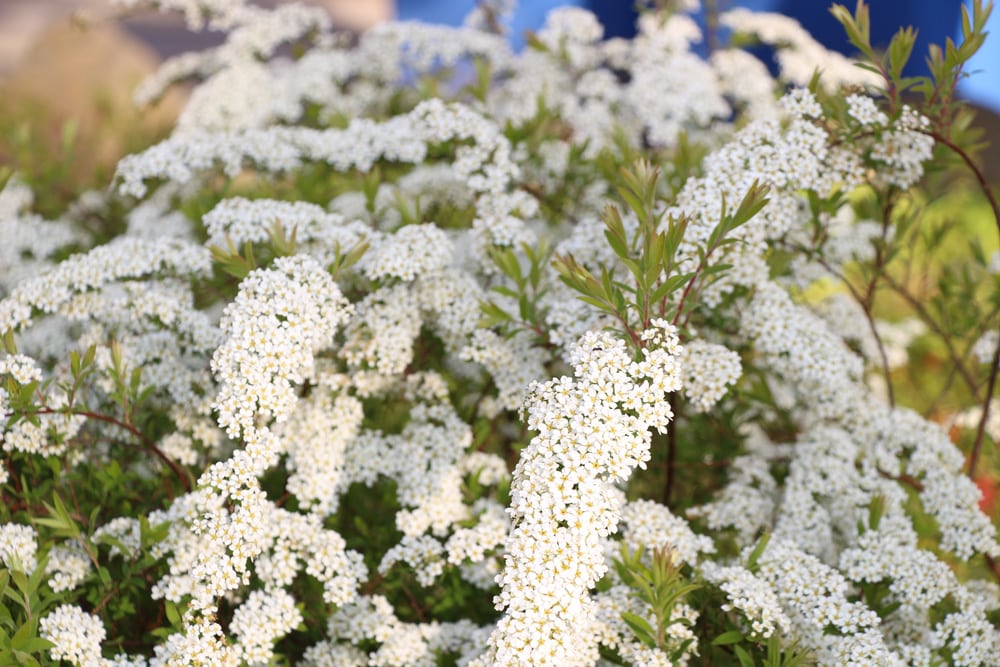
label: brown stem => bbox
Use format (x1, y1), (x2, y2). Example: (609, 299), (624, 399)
(877, 467), (925, 492)
(23, 407), (192, 493)
(92, 581), (120, 614)
(401, 583), (428, 623)
(673, 260), (705, 330)
(921, 130), (1000, 240)
(968, 333), (1000, 479)
(811, 254), (895, 406)
(703, 0), (720, 55)
(663, 394), (678, 508)
(514, 319), (556, 350)
(361, 572), (385, 596)
(985, 554), (1000, 583)
(919, 128), (1000, 482)
(881, 273), (982, 401)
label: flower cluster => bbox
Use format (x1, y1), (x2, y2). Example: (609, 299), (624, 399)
(701, 562), (790, 639)
(39, 605), (107, 667)
(476, 321), (682, 666)
(212, 254), (351, 440)
(1, 1), (997, 666)
(0, 523), (37, 572)
(679, 339), (742, 412)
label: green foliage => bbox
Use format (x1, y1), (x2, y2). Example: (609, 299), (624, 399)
(0, 560), (56, 667)
(550, 159), (768, 350)
(615, 543), (699, 657)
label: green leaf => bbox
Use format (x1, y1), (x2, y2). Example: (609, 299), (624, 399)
(69, 350), (81, 378)
(887, 26), (917, 82)
(15, 638), (53, 655)
(829, 1), (875, 61)
(669, 638), (695, 663)
(518, 294), (533, 321)
(621, 612), (657, 648)
(712, 630), (745, 646)
(734, 644), (756, 667)
(602, 205), (630, 260)
(746, 532), (771, 573)
(165, 601), (181, 626)
(9, 622), (32, 651)
(524, 30), (549, 52)
(480, 300), (513, 326)
(37, 494), (80, 540)
(1, 330), (16, 354)
(868, 494), (886, 531)
(8, 568), (28, 600)
(491, 247), (524, 286)
(728, 181), (770, 233)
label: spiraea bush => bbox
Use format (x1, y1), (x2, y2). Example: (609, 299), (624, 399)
(1, 0), (999, 665)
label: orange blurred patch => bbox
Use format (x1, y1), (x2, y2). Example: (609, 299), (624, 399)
(976, 475), (998, 515)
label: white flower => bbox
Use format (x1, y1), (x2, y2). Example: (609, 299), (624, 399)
(230, 589), (303, 666)
(0, 524), (37, 572)
(478, 323), (682, 667)
(680, 339), (742, 412)
(40, 605), (107, 667)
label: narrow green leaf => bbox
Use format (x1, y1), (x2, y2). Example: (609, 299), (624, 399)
(15, 638), (53, 654)
(2, 330), (16, 354)
(746, 532), (771, 572)
(669, 638), (695, 662)
(621, 612), (657, 649)
(734, 644), (756, 667)
(517, 294), (532, 321)
(82, 344), (96, 369)
(712, 630), (745, 646)
(10, 621), (32, 650)
(165, 601), (181, 626)
(868, 494), (886, 531)
(888, 26), (917, 81)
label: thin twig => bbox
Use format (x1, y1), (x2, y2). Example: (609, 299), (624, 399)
(811, 254), (896, 406)
(361, 572), (385, 596)
(881, 273), (982, 400)
(922, 362), (960, 419)
(877, 467), (925, 492)
(23, 407), (192, 493)
(968, 334), (1000, 479)
(663, 394), (678, 508)
(985, 554), (1000, 583)
(919, 127), (1000, 481)
(400, 583), (428, 623)
(922, 130), (1000, 239)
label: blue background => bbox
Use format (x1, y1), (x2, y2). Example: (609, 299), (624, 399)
(396, 0), (1000, 112)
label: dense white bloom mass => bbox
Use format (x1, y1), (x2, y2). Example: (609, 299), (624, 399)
(40, 605), (107, 667)
(679, 339), (742, 412)
(2, 2), (996, 666)
(230, 589), (304, 665)
(212, 254), (351, 439)
(0, 523), (37, 572)
(475, 321), (683, 667)
(0, 238), (212, 335)
(701, 562), (790, 639)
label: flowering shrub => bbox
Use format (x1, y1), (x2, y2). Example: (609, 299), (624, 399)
(2, 0), (999, 665)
